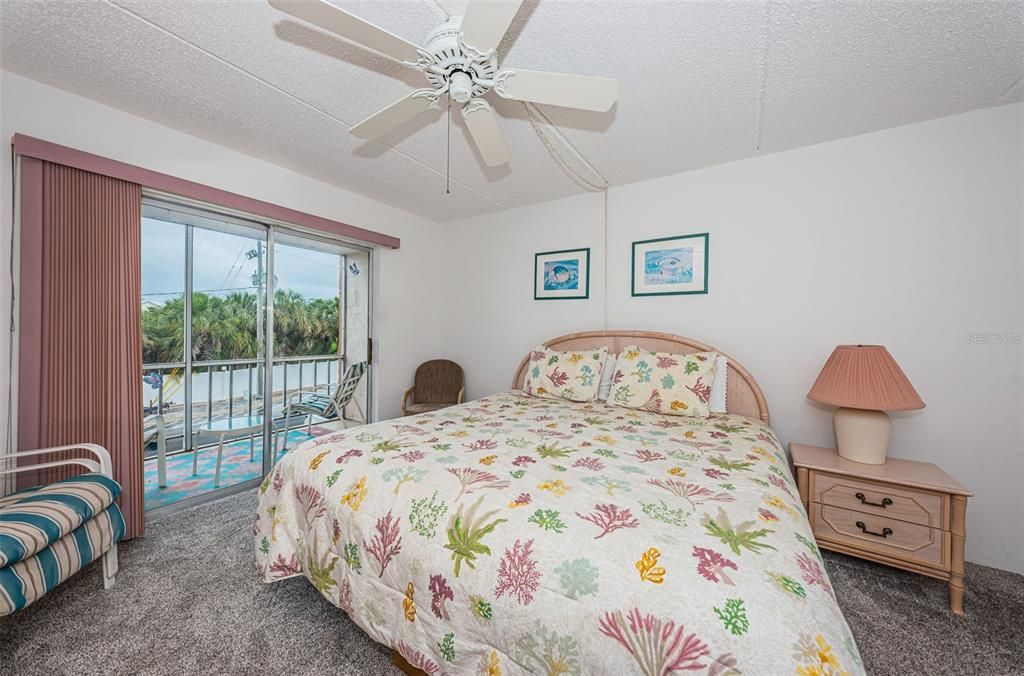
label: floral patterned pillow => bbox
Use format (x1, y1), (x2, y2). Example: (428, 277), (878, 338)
(609, 346), (718, 417)
(523, 346), (609, 402)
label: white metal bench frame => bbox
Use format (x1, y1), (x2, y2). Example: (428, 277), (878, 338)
(0, 443), (120, 589)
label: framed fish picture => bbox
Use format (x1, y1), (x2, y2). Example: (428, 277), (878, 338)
(631, 233), (709, 296)
(534, 247), (590, 300)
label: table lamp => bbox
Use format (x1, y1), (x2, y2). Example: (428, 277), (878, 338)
(807, 345), (924, 464)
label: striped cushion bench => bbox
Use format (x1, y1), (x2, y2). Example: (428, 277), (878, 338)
(0, 503), (125, 615)
(0, 472), (121, 568)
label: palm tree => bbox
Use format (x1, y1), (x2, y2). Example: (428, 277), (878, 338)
(307, 296), (340, 354)
(142, 295), (187, 363)
(211, 292), (259, 359)
(141, 291), (339, 363)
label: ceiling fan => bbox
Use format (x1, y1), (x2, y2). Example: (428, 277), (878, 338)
(267, 0), (619, 167)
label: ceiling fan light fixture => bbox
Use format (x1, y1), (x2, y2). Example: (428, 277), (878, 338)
(449, 71), (474, 103)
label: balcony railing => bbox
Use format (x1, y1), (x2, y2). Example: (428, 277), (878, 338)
(142, 354), (343, 454)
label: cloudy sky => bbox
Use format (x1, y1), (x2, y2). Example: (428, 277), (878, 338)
(142, 217), (342, 302)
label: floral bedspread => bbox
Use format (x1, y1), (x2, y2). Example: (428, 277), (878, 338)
(255, 392), (864, 676)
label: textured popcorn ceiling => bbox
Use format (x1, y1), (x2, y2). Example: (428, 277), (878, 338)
(2, 0), (1022, 222)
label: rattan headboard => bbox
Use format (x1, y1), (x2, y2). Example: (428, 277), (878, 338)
(512, 330), (770, 424)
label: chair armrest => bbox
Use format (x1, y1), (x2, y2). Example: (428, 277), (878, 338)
(0, 443), (113, 479)
(401, 386), (415, 416)
(457, 387), (465, 404)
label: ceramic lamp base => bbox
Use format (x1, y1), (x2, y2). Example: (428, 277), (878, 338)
(834, 407), (891, 464)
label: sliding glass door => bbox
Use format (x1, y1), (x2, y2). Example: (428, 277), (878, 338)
(140, 199), (371, 512)
(272, 232), (359, 453)
(141, 202), (270, 509)
(188, 216), (270, 496)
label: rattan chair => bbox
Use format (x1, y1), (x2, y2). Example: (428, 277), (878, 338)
(402, 359), (465, 416)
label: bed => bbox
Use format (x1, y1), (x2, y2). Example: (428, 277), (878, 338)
(255, 330), (864, 675)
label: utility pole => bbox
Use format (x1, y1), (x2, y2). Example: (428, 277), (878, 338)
(248, 242), (265, 399)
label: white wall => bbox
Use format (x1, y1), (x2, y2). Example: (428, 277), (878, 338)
(0, 71), (444, 447)
(441, 103), (1024, 574)
(2, 70), (1021, 573)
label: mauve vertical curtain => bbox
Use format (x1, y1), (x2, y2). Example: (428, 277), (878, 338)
(18, 158), (145, 539)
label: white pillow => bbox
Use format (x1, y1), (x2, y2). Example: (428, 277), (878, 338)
(597, 353), (617, 401)
(709, 355), (728, 413)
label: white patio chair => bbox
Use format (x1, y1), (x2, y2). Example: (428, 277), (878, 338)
(276, 361), (367, 455)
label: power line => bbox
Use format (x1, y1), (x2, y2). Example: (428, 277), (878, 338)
(218, 244), (250, 290)
(142, 286), (253, 298)
(276, 248), (340, 269)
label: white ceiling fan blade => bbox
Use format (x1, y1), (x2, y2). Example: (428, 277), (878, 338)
(494, 69), (619, 112)
(350, 90), (438, 139)
(461, 99), (510, 167)
(460, 0), (522, 53)
(268, 0), (421, 63)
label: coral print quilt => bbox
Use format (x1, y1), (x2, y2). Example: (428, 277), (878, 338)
(255, 392), (864, 676)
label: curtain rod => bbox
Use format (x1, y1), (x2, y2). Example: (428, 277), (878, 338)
(11, 134), (401, 250)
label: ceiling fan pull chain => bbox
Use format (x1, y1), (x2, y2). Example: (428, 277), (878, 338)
(446, 94), (452, 195)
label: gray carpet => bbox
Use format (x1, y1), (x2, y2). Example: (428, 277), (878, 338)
(2, 490), (1022, 676)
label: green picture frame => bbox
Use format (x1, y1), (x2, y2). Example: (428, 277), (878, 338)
(631, 233), (709, 296)
(534, 247), (590, 300)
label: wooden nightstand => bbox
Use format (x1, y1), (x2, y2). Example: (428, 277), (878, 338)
(790, 443), (972, 614)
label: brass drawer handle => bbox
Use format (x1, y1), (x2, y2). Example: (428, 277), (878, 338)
(855, 520), (893, 538)
(855, 492), (893, 508)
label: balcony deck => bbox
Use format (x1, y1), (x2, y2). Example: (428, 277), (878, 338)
(143, 423), (344, 510)
(142, 353), (362, 509)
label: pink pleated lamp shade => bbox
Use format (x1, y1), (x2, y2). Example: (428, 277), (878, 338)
(807, 345), (924, 411)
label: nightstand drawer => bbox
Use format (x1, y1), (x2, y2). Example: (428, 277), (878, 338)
(813, 472), (945, 529)
(810, 503), (948, 569)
